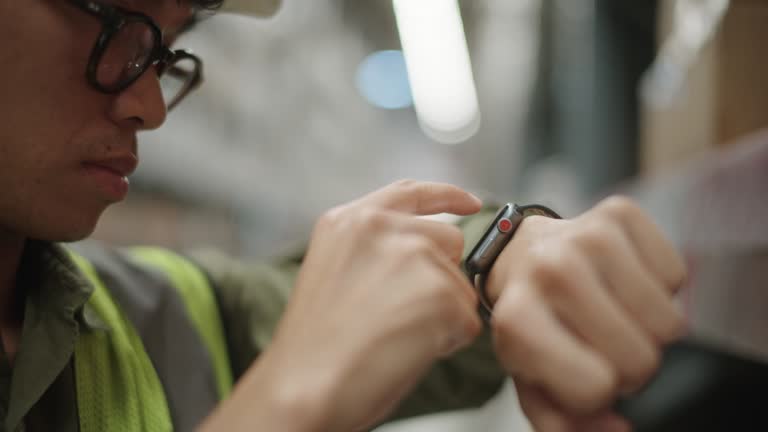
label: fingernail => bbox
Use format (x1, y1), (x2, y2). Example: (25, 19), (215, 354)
(469, 193), (483, 206)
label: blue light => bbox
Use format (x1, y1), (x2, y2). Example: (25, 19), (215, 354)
(355, 50), (413, 110)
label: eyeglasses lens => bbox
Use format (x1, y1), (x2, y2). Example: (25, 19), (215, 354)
(97, 21), (155, 89)
(159, 56), (196, 110)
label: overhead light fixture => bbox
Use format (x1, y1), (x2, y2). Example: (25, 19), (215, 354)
(393, 0), (481, 144)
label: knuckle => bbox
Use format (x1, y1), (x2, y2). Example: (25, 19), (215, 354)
(527, 251), (571, 297)
(573, 365), (619, 413)
(492, 294), (534, 343)
(657, 310), (687, 343)
(639, 348), (661, 385)
(591, 368), (620, 410)
(404, 235), (436, 257)
(598, 195), (643, 224)
(396, 179), (429, 211)
(393, 179), (423, 197)
(572, 224), (617, 257)
(446, 224), (464, 241)
(426, 283), (464, 319)
(394, 178), (419, 189)
(446, 225), (465, 252)
(669, 255), (689, 289)
(316, 206), (346, 229)
(528, 252), (561, 281)
(620, 344), (661, 390)
(353, 207), (388, 230)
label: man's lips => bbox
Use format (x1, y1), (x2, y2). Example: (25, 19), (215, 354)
(81, 155), (139, 178)
(79, 154), (138, 201)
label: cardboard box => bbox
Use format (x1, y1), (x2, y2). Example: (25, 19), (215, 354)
(641, 0), (768, 172)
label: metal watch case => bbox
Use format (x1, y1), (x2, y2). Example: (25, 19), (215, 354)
(465, 203), (561, 319)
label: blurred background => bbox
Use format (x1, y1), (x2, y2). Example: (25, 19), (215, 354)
(89, 0), (768, 430)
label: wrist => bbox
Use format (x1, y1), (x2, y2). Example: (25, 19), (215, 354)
(200, 354), (333, 432)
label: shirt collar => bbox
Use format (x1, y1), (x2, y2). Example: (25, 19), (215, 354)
(21, 241), (105, 331)
(4, 240), (102, 430)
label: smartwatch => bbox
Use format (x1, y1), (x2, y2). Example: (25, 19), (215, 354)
(465, 203), (561, 321)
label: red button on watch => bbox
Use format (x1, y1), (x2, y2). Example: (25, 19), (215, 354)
(497, 218), (513, 233)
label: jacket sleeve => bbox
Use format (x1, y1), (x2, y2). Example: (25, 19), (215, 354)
(188, 249), (302, 379)
(189, 207), (506, 421)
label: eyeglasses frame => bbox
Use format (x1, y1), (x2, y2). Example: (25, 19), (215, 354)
(67, 0), (204, 110)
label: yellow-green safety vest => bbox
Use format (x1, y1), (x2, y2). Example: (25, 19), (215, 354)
(68, 245), (233, 432)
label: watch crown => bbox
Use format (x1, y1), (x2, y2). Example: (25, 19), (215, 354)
(497, 218), (513, 233)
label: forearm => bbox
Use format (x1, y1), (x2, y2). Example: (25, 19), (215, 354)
(199, 355), (328, 432)
(381, 328), (505, 424)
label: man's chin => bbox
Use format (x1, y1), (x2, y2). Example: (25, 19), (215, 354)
(57, 229), (97, 243)
(33, 211), (103, 244)
(37, 226), (97, 244)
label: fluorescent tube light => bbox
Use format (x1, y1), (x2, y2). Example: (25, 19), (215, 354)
(393, 0), (481, 144)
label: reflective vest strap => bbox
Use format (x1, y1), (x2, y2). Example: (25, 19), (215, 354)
(128, 247), (234, 399)
(69, 252), (173, 432)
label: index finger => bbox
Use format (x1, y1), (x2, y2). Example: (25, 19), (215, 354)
(358, 180), (483, 216)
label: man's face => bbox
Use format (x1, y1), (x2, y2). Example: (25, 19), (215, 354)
(0, 0), (191, 242)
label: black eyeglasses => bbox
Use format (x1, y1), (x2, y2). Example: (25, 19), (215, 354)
(67, 0), (203, 111)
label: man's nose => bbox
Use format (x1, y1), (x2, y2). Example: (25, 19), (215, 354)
(108, 69), (168, 131)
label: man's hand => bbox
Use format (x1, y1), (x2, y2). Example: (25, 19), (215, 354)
(205, 180), (484, 432)
(486, 196), (687, 432)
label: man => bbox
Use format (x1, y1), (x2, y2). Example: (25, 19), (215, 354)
(0, 0), (686, 431)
